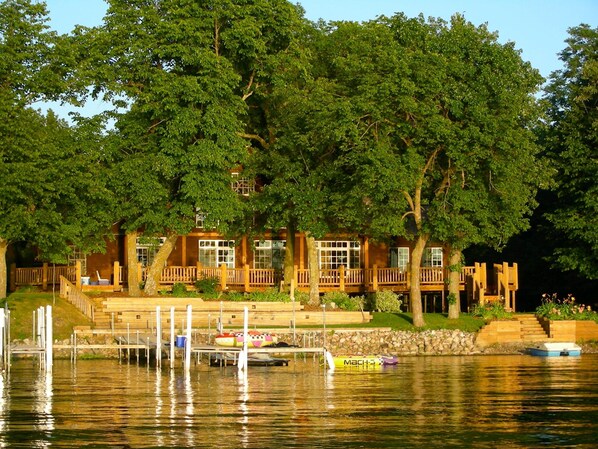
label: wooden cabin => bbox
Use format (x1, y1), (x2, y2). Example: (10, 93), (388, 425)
(10, 225), (519, 312)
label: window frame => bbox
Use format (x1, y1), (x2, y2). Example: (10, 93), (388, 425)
(422, 247), (443, 267)
(389, 247), (409, 270)
(316, 241), (361, 270)
(198, 240), (235, 268)
(68, 246), (88, 275)
(253, 240), (286, 270)
(136, 237), (166, 267)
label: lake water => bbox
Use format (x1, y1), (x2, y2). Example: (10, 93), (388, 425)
(1, 354), (598, 448)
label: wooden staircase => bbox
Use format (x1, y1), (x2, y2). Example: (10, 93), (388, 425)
(88, 296), (113, 329)
(516, 314), (550, 342)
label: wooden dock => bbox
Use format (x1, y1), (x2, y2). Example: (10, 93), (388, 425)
(191, 345), (328, 367)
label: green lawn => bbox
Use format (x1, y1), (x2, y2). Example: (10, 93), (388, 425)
(1, 290), (93, 340)
(328, 312), (486, 332)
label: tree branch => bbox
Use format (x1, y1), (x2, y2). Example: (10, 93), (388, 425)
(237, 132), (269, 149)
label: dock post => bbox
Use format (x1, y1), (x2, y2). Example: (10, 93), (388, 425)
(238, 306), (249, 373)
(291, 280), (296, 346)
(218, 301), (223, 333)
(45, 305), (52, 372)
(184, 305), (192, 372)
(156, 306), (162, 368)
(37, 307), (45, 369)
(136, 331), (140, 364)
(170, 307), (175, 369)
(322, 304), (327, 348)
(126, 324), (130, 360)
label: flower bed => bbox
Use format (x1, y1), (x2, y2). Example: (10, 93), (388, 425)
(536, 293), (597, 321)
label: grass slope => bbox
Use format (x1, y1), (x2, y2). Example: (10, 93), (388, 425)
(1, 290), (93, 340)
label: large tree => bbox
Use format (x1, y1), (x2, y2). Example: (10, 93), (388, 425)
(0, 0), (109, 298)
(245, 19), (380, 304)
(312, 15), (543, 326)
(542, 24), (598, 280)
(77, 0), (303, 294)
(419, 16), (544, 318)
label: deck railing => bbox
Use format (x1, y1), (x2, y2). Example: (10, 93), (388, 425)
(59, 276), (95, 321)
(11, 263), (76, 290)
(13, 262), (518, 306)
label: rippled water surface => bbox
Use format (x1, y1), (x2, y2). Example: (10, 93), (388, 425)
(2, 354), (598, 448)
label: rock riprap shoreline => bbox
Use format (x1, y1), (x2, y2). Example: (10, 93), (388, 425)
(14, 328), (598, 359)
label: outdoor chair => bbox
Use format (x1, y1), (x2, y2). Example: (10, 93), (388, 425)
(96, 270), (110, 285)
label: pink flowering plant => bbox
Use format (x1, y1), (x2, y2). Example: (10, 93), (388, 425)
(535, 293), (598, 322)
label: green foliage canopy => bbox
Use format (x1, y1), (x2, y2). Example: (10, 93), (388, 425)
(543, 24), (598, 279)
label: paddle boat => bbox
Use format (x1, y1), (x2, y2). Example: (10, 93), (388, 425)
(214, 330), (278, 348)
(332, 355), (398, 368)
(527, 342), (582, 357)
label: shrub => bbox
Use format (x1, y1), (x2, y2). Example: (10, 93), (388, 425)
(371, 290), (403, 313)
(321, 291), (364, 311)
(470, 301), (513, 321)
(247, 288), (290, 303)
(535, 293), (597, 321)
(195, 275), (219, 294)
(294, 291), (310, 306)
(225, 291), (246, 302)
(171, 282), (188, 297)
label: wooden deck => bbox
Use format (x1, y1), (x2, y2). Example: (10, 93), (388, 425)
(14, 262), (519, 310)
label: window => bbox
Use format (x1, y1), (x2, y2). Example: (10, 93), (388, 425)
(390, 247), (409, 270)
(317, 241), (361, 270)
(136, 237), (166, 267)
(254, 240), (285, 269)
(68, 247), (87, 275)
(422, 247), (443, 267)
(195, 209), (218, 229)
(198, 240), (235, 268)
(195, 211), (207, 229)
(231, 172), (255, 196)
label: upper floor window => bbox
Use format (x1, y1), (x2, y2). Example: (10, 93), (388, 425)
(317, 241), (361, 270)
(254, 240), (285, 270)
(422, 247), (443, 267)
(199, 240), (235, 268)
(390, 247), (409, 270)
(231, 172), (255, 196)
(195, 210), (207, 229)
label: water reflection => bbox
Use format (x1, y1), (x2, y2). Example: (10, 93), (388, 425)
(0, 355), (597, 448)
(33, 371), (54, 448)
(0, 373), (6, 448)
(238, 371), (249, 448)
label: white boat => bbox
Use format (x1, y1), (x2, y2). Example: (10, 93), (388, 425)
(214, 331), (278, 348)
(527, 342), (582, 357)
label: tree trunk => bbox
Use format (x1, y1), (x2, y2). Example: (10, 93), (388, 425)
(144, 233), (178, 296)
(283, 221), (295, 292)
(126, 230), (141, 296)
(447, 247), (462, 320)
(0, 237), (7, 299)
(305, 232), (320, 306)
(410, 233), (428, 328)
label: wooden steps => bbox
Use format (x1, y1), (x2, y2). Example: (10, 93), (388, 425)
(516, 314), (550, 342)
(95, 297), (371, 330)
